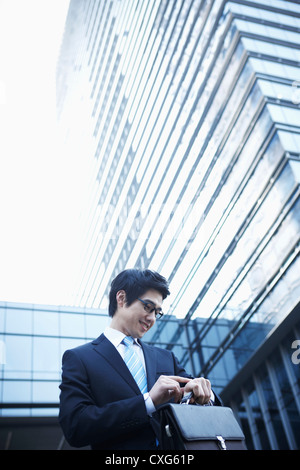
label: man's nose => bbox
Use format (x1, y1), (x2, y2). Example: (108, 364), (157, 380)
(146, 309), (156, 320)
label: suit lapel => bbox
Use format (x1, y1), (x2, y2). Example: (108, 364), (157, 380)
(140, 341), (157, 391)
(92, 334), (140, 394)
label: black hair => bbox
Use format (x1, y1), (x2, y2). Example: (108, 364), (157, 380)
(108, 269), (170, 317)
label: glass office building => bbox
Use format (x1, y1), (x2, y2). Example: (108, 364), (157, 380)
(1, 0), (300, 449)
(0, 301), (110, 449)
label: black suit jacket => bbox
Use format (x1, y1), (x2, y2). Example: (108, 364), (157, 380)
(59, 334), (220, 450)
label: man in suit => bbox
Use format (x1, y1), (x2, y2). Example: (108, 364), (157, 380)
(59, 269), (221, 450)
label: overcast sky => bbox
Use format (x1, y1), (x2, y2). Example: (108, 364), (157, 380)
(0, 0), (78, 306)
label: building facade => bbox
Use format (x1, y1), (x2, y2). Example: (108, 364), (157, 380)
(57, 0), (300, 317)
(0, 301), (109, 416)
(1, 0), (300, 449)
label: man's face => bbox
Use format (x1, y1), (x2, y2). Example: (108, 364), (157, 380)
(111, 289), (163, 338)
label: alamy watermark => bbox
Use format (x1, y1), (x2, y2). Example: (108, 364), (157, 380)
(291, 340), (300, 365)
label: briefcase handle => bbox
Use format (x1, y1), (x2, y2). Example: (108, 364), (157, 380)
(180, 391), (193, 404)
(180, 391), (213, 406)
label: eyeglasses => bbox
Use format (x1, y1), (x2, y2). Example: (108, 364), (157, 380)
(137, 298), (164, 319)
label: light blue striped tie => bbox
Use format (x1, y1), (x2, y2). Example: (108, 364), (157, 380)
(123, 336), (148, 394)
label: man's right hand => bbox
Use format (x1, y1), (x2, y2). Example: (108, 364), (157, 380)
(149, 375), (191, 407)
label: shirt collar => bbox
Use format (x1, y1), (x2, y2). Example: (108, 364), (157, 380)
(104, 326), (141, 348)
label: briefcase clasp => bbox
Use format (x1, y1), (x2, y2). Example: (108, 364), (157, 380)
(165, 424), (172, 438)
(216, 435), (227, 450)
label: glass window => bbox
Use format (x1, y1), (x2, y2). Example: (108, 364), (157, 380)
(234, 19), (300, 45)
(31, 406), (58, 417)
(257, 79), (297, 102)
(33, 309), (59, 336)
(60, 313), (86, 338)
(246, 378), (271, 449)
(242, 37), (300, 61)
(33, 337), (60, 379)
(232, 390), (254, 450)
(2, 380), (31, 403)
(85, 314), (109, 339)
(274, 106), (300, 127)
(249, 57), (300, 82)
(0, 334), (5, 365)
(32, 380), (60, 403)
(271, 349), (300, 448)
(256, 363), (289, 449)
(0, 306), (5, 331)
(3, 335), (32, 376)
(59, 338), (88, 360)
(5, 308), (32, 335)
(283, 330), (300, 449)
(225, 2), (300, 27)
(278, 131), (300, 153)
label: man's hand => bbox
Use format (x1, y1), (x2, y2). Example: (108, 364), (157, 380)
(149, 375), (191, 407)
(183, 377), (212, 405)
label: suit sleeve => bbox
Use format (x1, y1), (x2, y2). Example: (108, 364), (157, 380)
(59, 349), (150, 448)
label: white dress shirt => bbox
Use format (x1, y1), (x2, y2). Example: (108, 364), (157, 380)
(103, 327), (156, 415)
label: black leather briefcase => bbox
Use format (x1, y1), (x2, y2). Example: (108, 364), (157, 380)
(157, 403), (247, 450)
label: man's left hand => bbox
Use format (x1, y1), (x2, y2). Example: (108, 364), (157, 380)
(183, 377), (212, 405)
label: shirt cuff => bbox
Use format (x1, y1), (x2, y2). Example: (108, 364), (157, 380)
(194, 390), (215, 406)
(143, 392), (156, 415)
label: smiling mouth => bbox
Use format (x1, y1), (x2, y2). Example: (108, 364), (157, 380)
(140, 320), (150, 331)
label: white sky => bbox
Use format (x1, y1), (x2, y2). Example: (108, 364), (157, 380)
(0, 0), (81, 306)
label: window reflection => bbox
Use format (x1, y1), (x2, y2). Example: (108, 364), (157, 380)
(4, 335), (32, 375)
(242, 36), (300, 61)
(256, 363), (289, 449)
(5, 308), (32, 335)
(246, 378), (271, 450)
(0, 303), (109, 416)
(33, 310), (59, 336)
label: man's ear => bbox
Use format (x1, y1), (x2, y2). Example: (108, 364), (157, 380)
(116, 290), (126, 307)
